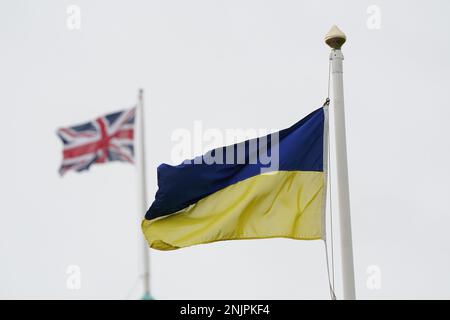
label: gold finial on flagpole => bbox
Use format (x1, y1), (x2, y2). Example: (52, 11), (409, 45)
(324, 25), (346, 49)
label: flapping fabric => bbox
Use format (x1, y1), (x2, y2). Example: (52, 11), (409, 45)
(142, 106), (328, 250)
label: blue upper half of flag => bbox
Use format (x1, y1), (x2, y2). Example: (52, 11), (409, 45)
(146, 107), (325, 220)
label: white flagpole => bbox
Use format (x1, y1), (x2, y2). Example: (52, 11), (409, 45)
(137, 88), (151, 299)
(324, 25), (356, 300)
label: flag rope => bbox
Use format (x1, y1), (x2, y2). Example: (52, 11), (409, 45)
(125, 274), (143, 299)
(325, 124), (336, 300)
(327, 58), (332, 100)
(324, 57), (337, 300)
(324, 241), (336, 300)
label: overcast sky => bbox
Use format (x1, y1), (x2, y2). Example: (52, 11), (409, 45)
(1, 0), (450, 299)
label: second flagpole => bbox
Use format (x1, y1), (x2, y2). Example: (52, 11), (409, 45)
(137, 88), (151, 299)
(324, 26), (356, 300)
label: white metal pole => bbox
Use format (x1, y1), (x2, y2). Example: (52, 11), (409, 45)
(137, 88), (151, 299)
(325, 25), (356, 300)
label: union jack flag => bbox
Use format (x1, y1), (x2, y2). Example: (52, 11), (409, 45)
(57, 108), (135, 176)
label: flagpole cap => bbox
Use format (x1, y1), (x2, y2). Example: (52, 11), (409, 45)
(324, 25), (346, 49)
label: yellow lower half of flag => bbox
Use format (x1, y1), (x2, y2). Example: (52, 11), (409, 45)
(142, 170), (326, 250)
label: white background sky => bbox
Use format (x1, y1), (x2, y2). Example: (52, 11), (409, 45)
(1, 0), (450, 299)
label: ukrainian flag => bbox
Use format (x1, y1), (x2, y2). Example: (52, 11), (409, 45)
(142, 106), (328, 250)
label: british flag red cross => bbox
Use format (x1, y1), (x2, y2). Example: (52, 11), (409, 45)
(57, 108), (135, 176)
